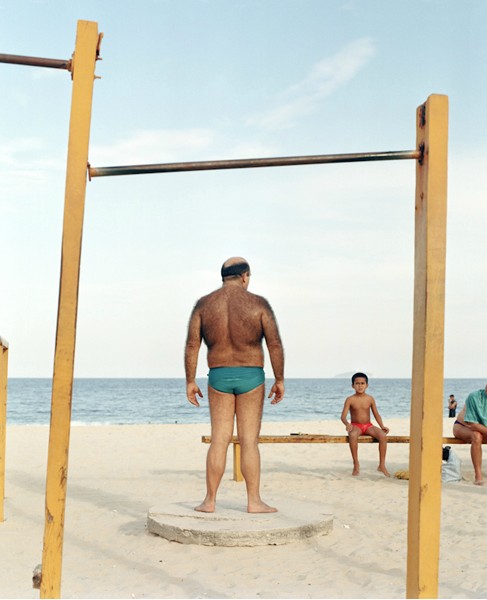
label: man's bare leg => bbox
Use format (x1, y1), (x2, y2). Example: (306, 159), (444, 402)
(453, 423), (484, 485)
(347, 427), (361, 476)
(471, 446), (484, 486)
(470, 434), (484, 485)
(366, 426), (390, 477)
(195, 388), (235, 512)
(236, 385), (277, 513)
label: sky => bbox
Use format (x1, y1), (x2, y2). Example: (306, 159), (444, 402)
(1, 0), (486, 379)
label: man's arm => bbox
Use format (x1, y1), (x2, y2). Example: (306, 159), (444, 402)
(464, 421), (487, 436)
(261, 300), (285, 404)
(184, 302), (203, 406)
(463, 393), (487, 434)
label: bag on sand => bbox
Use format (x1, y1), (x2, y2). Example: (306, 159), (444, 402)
(442, 446), (462, 483)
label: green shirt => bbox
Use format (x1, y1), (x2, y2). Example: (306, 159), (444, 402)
(464, 389), (487, 426)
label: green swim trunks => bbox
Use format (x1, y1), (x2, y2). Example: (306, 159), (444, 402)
(208, 367), (265, 395)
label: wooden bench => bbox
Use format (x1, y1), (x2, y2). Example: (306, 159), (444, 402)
(201, 434), (466, 481)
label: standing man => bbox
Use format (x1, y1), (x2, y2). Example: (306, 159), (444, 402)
(448, 394), (457, 418)
(453, 384), (487, 485)
(185, 257), (285, 513)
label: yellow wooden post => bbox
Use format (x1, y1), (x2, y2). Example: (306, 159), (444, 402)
(0, 337), (9, 523)
(40, 21), (99, 599)
(407, 94), (448, 599)
(232, 443), (243, 482)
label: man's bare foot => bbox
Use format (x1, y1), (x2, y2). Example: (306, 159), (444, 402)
(474, 479), (484, 486)
(352, 465), (360, 476)
(247, 500), (278, 513)
(194, 500), (215, 513)
(378, 465), (391, 477)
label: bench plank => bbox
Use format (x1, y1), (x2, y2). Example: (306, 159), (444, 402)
(201, 434), (467, 481)
(201, 434), (463, 444)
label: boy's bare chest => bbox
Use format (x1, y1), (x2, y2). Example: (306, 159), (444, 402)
(350, 397), (372, 410)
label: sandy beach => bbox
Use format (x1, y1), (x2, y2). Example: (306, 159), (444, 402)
(2, 417), (486, 599)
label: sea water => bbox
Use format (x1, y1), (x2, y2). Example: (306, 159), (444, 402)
(6, 378), (484, 426)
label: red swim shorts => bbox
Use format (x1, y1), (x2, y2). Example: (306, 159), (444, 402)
(351, 422), (373, 435)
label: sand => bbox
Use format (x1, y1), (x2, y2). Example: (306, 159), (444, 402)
(2, 417), (486, 599)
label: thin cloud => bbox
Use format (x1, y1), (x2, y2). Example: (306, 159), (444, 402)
(0, 137), (63, 195)
(89, 129), (216, 165)
(247, 38), (376, 130)
(88, 128), (282, 167)
(0, 137), (45, 165)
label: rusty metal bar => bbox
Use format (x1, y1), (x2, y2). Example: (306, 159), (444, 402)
(0, 52), (71, 70)
(88, 149), (422, 179)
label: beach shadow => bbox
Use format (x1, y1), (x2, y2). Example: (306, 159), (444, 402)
(5, 471), (227, 598)
(8, 468), (157, 519)
(118, 519), (147, 536)
(150, 467), (205, 478)
(264, 458), (352, 480)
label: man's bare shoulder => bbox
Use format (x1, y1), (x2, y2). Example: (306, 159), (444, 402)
(243, 291), (275, 313)
(194, 288), (223, 307)
(195, 288), (272, 317)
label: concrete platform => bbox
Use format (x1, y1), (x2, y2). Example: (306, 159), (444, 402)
(147, 497), (333, 546)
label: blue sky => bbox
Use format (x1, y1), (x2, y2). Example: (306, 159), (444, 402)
(1, 0), (486, 378)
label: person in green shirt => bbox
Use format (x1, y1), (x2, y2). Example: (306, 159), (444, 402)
(453, 384), (487, 485)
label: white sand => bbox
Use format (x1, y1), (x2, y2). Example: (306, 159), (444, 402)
(2, 417), (486, 599)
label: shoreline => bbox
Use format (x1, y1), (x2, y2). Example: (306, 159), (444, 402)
(3, 418), (486, 599)
(4, 414), (464, 428)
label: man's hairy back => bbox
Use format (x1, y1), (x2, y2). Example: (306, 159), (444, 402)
(199, 286), (265, 347)
(197, 286), (269, 366)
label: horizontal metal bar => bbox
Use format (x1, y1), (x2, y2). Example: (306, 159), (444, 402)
(88, 149), (422, 179)
(0, 53), (71, 70)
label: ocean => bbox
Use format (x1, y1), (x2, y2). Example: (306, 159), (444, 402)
(5, 378), (485, 426)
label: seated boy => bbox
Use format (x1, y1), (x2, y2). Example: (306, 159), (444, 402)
(340, 372), (390, 477)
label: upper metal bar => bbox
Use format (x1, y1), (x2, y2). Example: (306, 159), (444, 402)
(0, 53), (71, 70)
(88, 149), (422, 179)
